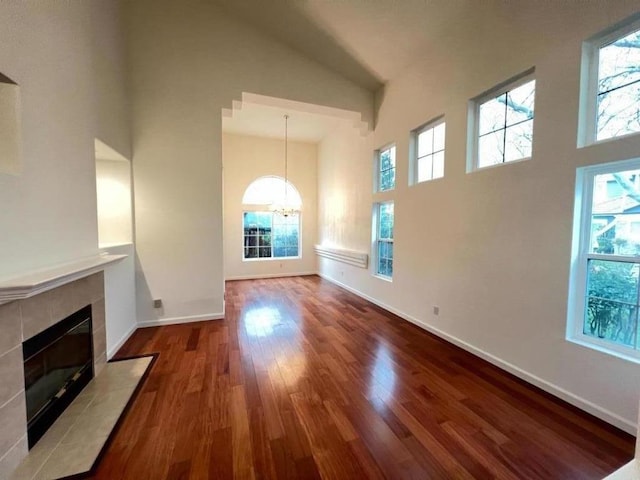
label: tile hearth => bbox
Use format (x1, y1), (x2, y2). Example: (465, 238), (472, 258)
(10, 356), (153, 480)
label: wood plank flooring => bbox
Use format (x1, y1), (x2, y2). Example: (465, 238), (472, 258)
(90, 276), (635, 479)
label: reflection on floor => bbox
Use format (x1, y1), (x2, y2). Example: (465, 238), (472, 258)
(89, 277), (636, 479)
(11, 356), (152, 480)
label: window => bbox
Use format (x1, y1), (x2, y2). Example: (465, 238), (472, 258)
(568, 158), (640, 359)
(242, 176), (302, 207)
(580, 20), (640, 144)
(241, 176), (302, 261)
(469, 71), (536, 170)
(373, 145), (396, 279)
(376, 144), (396, 192)
(411, 119), (445, 184)
(243, 211), (300, 259)
(374, 202), (394, 278)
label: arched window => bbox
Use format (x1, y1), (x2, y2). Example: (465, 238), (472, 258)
(242, 176), (302, 207)
(242, 176), (302, 260)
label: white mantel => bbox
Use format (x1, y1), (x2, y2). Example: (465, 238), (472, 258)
(0, 254), (126, 304)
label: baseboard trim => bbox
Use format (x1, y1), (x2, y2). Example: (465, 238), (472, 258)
(318, 272), (637, 435)
(138, 312), (225, 328)
(106, 323), (138, 360)
(225, 271), (317, 281)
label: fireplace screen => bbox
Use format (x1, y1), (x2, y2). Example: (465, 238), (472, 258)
(22, 304), (94, 447)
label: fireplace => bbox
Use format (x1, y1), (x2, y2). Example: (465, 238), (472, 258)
(0, 269), (110, 479)
(22, 305), (94, 448)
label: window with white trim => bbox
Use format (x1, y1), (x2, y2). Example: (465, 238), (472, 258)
(580, 20), (640, 144)
(374, 202), (394, 278)
(241, 176), (302, 261)
(243, 211), (300, 259)
(568, 158), (640, 359)
(469, 71), (536, 170)
(411, 118), (445, 184)
(376, 144), (396, 192)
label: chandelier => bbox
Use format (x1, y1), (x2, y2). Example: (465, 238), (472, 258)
(271, 114), (300, 217)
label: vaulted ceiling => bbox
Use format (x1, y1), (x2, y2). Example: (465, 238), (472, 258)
(213, 0), (474, 92)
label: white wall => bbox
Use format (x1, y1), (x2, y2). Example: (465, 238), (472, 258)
(223, 133), (317, 280)
(126, 0), (373, 324)
(318, 2), (640, 433)
(0, 1), (130, 278)
(101, 243), (137, 358)
(318, 127), (372, 252)
(96, 155), (137, 359)
(0, 2), (131, 474)
(0, 80), (21, 176)
(90, 1), (131, 161)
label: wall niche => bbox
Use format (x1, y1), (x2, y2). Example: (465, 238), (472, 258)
(94, 139), (133, 247)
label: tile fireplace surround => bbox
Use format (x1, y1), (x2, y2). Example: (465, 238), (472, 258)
(0, 272), (108, 479)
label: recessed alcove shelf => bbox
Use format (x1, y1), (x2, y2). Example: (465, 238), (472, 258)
(0, 254), (126, 304)
(95, 139), (133, 248)
(0, 72), (22, 175)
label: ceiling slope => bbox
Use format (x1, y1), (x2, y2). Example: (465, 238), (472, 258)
(212, 0), (473, 91)
(213, 0), (383, 91)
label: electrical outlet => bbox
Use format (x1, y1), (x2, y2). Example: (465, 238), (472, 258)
(433, 306), (440, 315)
(153, 299), (163, 309)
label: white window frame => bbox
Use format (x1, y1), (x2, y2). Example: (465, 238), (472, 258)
(374, 143), (396, 192)
(578, 16), (640, 147)
(410, 116), (446, 185)
(241, 209), (302, 262)
(372, 201), (394, 280)
(467, 68), (536, 172)
(567, 157), (640, 362)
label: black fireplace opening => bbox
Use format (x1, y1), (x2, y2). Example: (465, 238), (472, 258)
(22, 304), (94, 448)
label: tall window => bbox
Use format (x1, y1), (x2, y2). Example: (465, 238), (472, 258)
(581, 21), (640, 144)
(568, 159), (640, 359)
(241, 176), (302, 261)
(243, 211), (299, 259)
(376, 144), (396, 192)
(469, 72), (536, 170)
(412, 118), (445, 184)
(375, 202), (394, 278)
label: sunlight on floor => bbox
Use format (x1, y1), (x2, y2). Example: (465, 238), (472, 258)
(242, 306), (282, 337)
(369, 343), (396, 406)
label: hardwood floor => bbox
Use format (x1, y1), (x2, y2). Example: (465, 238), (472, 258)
(91, 276), (634, 479)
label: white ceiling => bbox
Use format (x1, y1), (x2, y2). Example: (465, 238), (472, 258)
(222, 94), (361, 142)
(223, 103), (348, 143)
(213, 0), (474, 90)
(217, 1), (479, 140)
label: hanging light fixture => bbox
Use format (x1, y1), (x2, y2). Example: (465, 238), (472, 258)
(271, 114), (300, 217)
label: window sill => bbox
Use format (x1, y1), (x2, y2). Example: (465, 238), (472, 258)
(373, 273), (393, 283)
(567, 336), (640, 365)
(242, 256), (301, 263)
(469, 155), (532, 173)
(579, 129), (640, 149)
(411, 176), (445, 187)
(374, 188), (396, 195)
